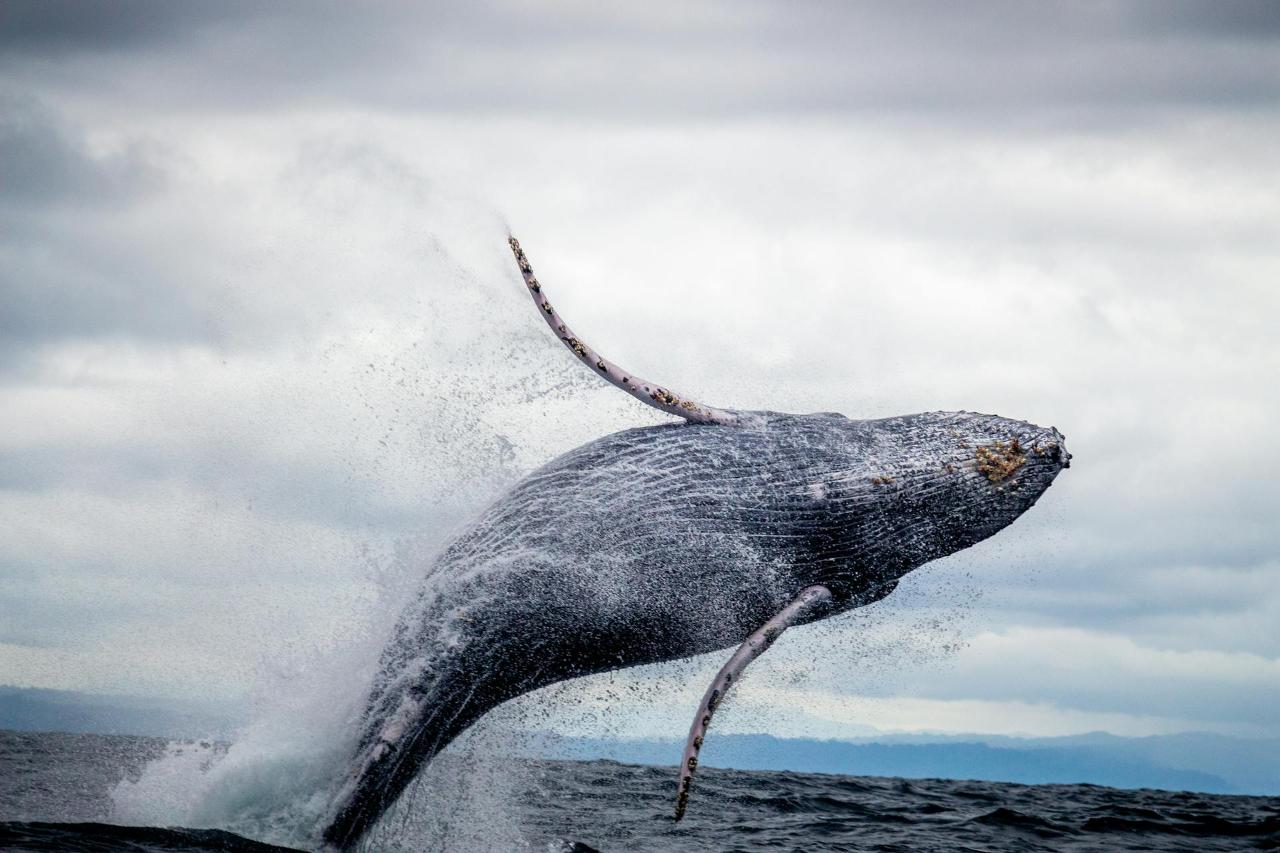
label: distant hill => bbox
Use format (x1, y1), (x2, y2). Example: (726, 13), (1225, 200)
(0, 685), (241, 740)
(537, 732), (1280, 797)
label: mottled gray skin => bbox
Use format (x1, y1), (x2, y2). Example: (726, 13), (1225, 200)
(321, 409), (1069, 848)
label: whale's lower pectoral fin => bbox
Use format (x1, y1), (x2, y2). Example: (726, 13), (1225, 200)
(673, 585), (834, 822)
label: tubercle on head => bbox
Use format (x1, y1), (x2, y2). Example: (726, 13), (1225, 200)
(506, 235), (739, 426)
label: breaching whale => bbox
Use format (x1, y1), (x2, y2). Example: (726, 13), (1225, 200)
(319, 237), (1070, 848)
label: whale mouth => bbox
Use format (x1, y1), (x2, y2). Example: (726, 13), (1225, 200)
(1056, 436), (1072, 469)
(1018, 426), (1071, 474)
(1043, 427), (1071, 469)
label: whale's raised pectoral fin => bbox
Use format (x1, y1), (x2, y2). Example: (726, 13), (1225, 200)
(674, 585), (834, 822)
(507, 236), (740, 426)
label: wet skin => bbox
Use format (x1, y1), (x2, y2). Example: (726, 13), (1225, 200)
(321, 410), (1069, 848)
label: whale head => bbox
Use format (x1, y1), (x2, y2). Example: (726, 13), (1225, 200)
(777, 410), (1070, 602)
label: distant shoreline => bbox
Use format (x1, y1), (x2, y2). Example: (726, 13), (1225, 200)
(2, 683), (1276, 797)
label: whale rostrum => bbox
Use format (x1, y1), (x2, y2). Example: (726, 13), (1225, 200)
(318, 237), (1071, 849)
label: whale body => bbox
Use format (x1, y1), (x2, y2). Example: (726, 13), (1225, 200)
(321, 409), (1070, 847)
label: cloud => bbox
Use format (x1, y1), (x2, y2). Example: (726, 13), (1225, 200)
(2, 2), (1278, 121)
(0, 94), (164, 206)
(0, 96), (199, 353)
(905, 627), (1279, 731)
(0, 2), (1276, 745)
(0, 1), (249, 53)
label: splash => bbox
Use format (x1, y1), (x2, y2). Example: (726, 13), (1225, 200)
(104, 192), (620, 848)
(109, 594), (380, 845)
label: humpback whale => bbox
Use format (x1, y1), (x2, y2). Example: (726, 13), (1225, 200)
(319, 237), (1070, 848)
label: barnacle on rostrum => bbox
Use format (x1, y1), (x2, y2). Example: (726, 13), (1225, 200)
(563, 337), (588, 358)
(975, 439), (1026, 483)
(1032, 441), (1059, 459)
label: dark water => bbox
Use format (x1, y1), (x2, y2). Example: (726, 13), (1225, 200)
(2, 730), (1277, 852)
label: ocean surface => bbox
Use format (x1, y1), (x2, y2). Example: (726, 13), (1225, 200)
(1, 729), (1277, 852)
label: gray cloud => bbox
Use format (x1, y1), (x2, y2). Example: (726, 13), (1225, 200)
(1, 1), (1278, 122)
(1128, 0), (1280, 38)
(911, 627), (1279, 730)
(0, 94), (164, 205)
(0, 1), (246, 52)
(0, 95), (193, 354)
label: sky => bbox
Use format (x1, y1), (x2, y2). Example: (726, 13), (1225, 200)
(1, 1), (1278, 746)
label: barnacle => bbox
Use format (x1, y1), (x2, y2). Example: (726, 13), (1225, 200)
(1032, 442), (1059, 458)
(563, 337), (587, 358)
(651, 388), (678, 407)
(975, 439), (1026, 483)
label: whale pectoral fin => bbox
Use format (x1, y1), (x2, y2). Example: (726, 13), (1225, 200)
(507, 236), (740, 425)
(673, 585), (834, 822)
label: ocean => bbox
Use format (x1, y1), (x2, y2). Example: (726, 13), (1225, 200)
(1, 729), (1276, 852)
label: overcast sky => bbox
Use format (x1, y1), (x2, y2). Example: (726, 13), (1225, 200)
(2, 1), (1278, 746)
